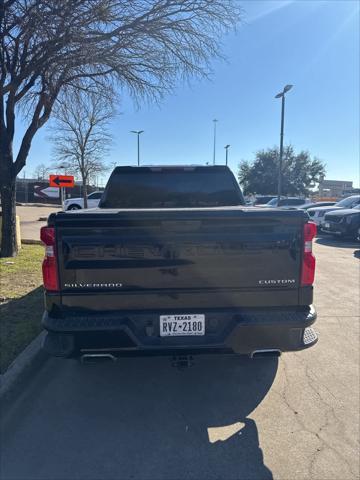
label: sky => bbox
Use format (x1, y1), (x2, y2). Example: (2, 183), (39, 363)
(19, 0), (360, 188)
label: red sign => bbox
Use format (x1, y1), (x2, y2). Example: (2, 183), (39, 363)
(49, 175), (75, 188)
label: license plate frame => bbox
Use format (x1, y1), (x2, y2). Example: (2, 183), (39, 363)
(160, 314), (205, 337)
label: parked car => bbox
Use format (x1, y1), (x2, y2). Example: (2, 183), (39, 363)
(322, 205), (360, 239)
(253, 195), (277, 206)
(63, 191), (103, 210)
(306, 195), (360, 226)
(40, 165), (318, 362)
(264, 197), (311, 208)
(300, 201), (336, 210)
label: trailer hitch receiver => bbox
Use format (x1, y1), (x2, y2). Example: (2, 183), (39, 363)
(172, 355), (194, 369)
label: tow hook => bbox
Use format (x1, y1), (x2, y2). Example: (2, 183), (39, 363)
(172, 355), (194, 369)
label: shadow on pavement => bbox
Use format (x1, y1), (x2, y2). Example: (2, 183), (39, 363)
(353, 250), (360, 259)
(315, 235), (359, 249)
(2, 354), (278, 480)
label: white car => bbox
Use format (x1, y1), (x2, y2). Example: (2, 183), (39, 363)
(63, 191), (103, 210)
(307, 195), (360, 226)
(264, 197), (311, 208)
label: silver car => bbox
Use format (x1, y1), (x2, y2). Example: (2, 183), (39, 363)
(307, 195), (360, 226)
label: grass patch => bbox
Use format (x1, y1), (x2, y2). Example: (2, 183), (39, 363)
(0, 245), (44, 373)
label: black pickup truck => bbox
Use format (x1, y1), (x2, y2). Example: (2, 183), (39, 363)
(41, 166), (318, 361)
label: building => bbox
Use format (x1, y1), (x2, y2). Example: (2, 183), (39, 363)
(15, 178), (100, 204)
(318, 178), (353, 198)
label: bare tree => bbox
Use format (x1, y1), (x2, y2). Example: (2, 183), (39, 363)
(33, 163), (50, 180)
(50, 92), (113, 208)
(0, 0), (241, 256)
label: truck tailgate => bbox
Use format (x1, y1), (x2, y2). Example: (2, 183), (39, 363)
(52, 208), (307, 311)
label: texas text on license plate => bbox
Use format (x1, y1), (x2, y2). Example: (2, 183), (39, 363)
(160, 314), (205, 337)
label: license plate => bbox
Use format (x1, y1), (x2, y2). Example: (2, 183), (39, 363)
(325, 222), (330, 228)
(160, 314), (205, 337)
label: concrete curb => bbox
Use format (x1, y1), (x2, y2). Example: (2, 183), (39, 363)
(21, 239), (42, 245)
(16, 203), (61, 207)
(0, 331), (47, 399)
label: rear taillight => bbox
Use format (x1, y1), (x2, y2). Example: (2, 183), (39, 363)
(301, 222), (317, 286)
(40, 226), (59, 292)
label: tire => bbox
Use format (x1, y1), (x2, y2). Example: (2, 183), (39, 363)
(67, 204), (81, 211)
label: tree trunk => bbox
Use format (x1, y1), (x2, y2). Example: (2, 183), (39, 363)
(82, 175), (88, 209)
(0, 173), (18, 257)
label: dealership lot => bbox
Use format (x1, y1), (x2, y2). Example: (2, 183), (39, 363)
(1, 238), (359, 480)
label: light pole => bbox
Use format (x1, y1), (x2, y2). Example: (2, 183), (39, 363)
(224, 144), (230, 166)
(58, 163), (70, 208)
(212, 119), (218, 165)
(58, 163), (69, 175)
(275, 84), (293, 202)
(130, 130), (144, 166)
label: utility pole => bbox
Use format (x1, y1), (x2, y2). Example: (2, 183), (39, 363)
(275, 85), (293, 202)
(224, 144), (230, 166)
(130, 130), (144, 166)
(212, 119), (218, 165)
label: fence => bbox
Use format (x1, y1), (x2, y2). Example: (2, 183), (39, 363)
(15, 179), (100, 204)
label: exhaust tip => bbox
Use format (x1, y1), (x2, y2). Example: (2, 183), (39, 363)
(81, 353), (117, 364)
(250, 349), (281, 359)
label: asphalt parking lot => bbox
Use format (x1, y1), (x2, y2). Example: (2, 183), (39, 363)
(1, 236), (359, 480)
(15, 205), (61, 241)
